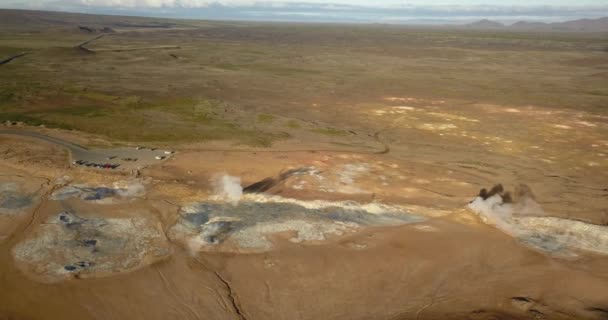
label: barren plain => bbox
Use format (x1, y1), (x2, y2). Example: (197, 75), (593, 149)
(1, 9), (608, 320)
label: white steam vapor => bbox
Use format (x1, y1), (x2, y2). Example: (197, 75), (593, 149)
(468, 184), (608, 256)
(468, 194), (520, 235)
(211, 174), (243, 205)
(114, 180), (146, 198)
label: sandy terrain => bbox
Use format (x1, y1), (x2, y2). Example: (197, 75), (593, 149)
(1, 94), (607, 320)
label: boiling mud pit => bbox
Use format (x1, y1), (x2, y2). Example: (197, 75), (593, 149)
(468, 184), (608, 256)
(12, 210), (171, 282)
(170, 194), (427, 252)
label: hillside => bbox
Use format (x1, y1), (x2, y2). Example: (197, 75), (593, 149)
(468, 16), (608, 32)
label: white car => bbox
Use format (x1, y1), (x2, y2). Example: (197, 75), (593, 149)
(155, 156), (166, 160)
(164, 151), (174, 154)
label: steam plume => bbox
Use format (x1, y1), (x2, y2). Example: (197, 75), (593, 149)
(468, 184), (608, 255)
(211, 174), (243, 205)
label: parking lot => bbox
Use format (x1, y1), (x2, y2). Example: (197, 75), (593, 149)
(70, 147), (175, 171)
(0, 129), (174, 171)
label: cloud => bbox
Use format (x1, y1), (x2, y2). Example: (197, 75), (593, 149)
(4, 0), (608, 23)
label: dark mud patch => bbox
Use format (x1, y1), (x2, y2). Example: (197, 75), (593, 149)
(243, 167), (315, 194)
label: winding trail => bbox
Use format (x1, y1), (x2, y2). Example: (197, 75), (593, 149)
(0, 128), (391, 160)
(178, 129), (390, 155)
(0, 130), (88, 151)
(0, 52), (29, 66)
(76, 35), (105, 53)
(0, 129), (89, 162)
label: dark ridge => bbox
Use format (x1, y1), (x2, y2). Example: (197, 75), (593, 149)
(586, 307), (608, 319)
(78, 25), (95, 33)
(243, 167), (314, 194)
(243, 177), (276, 194)
(511, 296), (535, 303)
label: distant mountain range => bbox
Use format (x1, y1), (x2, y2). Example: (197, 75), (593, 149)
(0, 9), (606, 32)
(467, 17), (608, 32)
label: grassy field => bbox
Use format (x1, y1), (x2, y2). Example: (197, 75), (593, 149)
(1, 10), (607, 145)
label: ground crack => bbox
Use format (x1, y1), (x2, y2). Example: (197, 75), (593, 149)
(214, 271), (248, 320)
(8, 180), (60, 242)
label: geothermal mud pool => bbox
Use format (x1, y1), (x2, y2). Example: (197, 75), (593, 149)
(7, 174), (608, 284)
(170, 195), (427, 251)
(13, 209), (171, 282)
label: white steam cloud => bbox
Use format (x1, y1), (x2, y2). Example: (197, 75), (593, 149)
(211, 174), (243, 205)
(468, 184), (608, 256)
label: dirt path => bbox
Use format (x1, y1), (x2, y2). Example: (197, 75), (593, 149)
(0, 52), (29, 66)
(76, 34), (106, 53)
(0, 129), (88, 153)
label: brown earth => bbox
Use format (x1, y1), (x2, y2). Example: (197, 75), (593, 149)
(1, 110), (607, 319)
(1, 10), (607, 319)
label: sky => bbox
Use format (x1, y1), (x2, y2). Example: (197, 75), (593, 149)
(2, 0), (608, 24)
